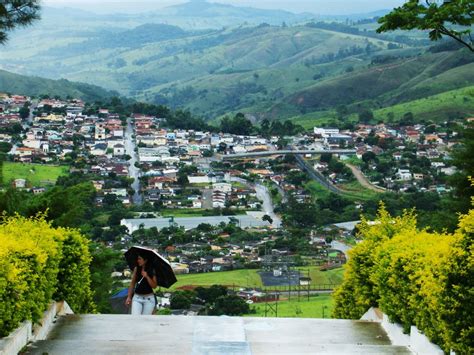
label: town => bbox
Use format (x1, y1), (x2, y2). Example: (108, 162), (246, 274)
(0, 92), (469, 313)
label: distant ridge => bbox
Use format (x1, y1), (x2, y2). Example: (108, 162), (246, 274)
(0, 70), (118, 101)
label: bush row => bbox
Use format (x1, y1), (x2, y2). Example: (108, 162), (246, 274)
(333, 205), (473, 354)
(0, 215), (95, 337)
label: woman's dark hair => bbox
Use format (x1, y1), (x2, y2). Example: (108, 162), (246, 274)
(137, 253), (148, 261)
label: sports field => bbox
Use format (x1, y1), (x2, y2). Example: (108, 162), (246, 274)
(246, 294), (334, 318)
(1, 162), (68, 187)
(170, 267), (344, 290)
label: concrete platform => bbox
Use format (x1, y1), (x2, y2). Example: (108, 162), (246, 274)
(26, 315), (412, 354)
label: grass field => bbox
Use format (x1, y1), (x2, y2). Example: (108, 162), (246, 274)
(288, 110), (339, 130)
(305, 179), (381, 202)
(171, 267), (345, 291)
(375, 85), (474, 123)
(305, 181), (331, 200)
(246, 294), (334, 319)
(171, 269), (263, 290)
(1, 162), (68, 187)
(337, 181), (381, 201)
(298, 267), (344, 286)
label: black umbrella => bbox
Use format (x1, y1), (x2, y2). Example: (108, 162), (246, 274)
(125, 246), (177, 288)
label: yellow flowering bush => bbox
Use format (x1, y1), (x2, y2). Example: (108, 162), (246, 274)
(334, 205), (473, 353)
(0, 215), (95, 337)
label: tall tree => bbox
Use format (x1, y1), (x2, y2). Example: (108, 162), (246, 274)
(377, 0), (474, 52)
(449, 124), (474, 211)
(0, 1), (41, 45)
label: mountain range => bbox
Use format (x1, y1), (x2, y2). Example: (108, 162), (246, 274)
(0, 1), (473, 124)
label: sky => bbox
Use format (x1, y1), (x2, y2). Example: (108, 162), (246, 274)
(43, 0), (406, 15)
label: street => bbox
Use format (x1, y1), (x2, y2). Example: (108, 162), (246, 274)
(232, 177), (282, 228)
(125, 117), (142, 205)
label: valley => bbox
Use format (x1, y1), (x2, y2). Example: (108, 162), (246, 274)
(3, 2), (472, 125)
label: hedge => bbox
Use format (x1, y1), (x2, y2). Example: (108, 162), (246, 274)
(0, 215), (95, 337)
(333, 205), (473, 354)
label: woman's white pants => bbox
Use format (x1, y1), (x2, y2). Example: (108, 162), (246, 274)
(131, 294), (156, 315)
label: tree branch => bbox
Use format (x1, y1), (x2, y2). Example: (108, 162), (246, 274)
(439, 25), (474, 52)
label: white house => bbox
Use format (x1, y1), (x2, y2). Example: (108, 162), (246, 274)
(314, 127), (340, 136)
(188, 174), (214, 184)
(113, 144), (125, 156)
(138, 147), (170, 162)
(213, 182), (232, 193)
(396, 169), (412, 181)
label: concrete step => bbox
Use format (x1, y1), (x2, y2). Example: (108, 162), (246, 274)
(26, 315), (413, 354)
(27, 340), (412, 355)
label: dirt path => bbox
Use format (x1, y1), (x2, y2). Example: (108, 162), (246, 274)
(345, 163), (386, 193)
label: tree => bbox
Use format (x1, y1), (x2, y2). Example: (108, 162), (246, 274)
(358, 109), (374, 124)
(19, 104), (30, 119)
(89, 243), (122, 313)
(262, 214), (273, 225)
(377, 0), (474, 52)
(449, 124), (474, 211)
(208, 295), (250, 316)
(195, 285), (228, 304)
(362, 151), (377, 164)
(320, 153), (333, 164)
(220, 113), (254, 136)
(170, 291), (196, 309)
(0, 1), (41, 45)
(0, 141), (12, 153)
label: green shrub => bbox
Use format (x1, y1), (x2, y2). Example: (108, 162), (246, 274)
(333, 205), (473, 354)
(0, 215), (95, 337)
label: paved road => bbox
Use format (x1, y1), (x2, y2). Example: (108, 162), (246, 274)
(254, 183), (282, 228)
(345, 163), (385, 193)
(295, 154), (342, 194)
(125, 118), (142, 205)
(331, 240), (353, 260)
(231, 177), (282, 228)
(201, 189), (213, 209)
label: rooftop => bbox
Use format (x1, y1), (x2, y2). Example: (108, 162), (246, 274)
(121, 215), (271, 232)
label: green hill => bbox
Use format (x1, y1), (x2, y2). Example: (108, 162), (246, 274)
(291, 85), (474, 129)
(264, 48), (474, 124)
(375, 86), (474, 123)
(0, 70), (118, 101)
(1, 6), (472, 124)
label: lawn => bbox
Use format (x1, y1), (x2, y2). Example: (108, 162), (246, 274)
(246, 294), (334, 319)
(305, 179), (381, 202)
(171, 269), (263, 290)
(2, 162), (68, 187)
(337, 181), (381, 201)
(170, 267), (345, 291)
(298, 267), (345, 287)
(305, 181), (331, 199)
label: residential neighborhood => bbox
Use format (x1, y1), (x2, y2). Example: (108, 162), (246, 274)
(0, 92), (469, 286)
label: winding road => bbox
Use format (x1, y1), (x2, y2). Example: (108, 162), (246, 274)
(231, 177), (282, 228)
(125, 117), (142, 205)
(345, 163), (386, 193)
(331, 240), (353, 260)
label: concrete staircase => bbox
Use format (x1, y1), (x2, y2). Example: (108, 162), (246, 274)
(26, 314), (412, 354)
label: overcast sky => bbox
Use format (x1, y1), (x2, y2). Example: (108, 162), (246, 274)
(43, 0), (406, 15)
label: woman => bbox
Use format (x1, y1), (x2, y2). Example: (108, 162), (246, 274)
(125, 254), (158, 315)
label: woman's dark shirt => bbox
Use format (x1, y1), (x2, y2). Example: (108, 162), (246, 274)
(135, 266), (155, 295)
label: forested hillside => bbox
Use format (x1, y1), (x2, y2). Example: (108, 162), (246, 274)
(1, 2), (473, 123)
(0, 70), (118, 101)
